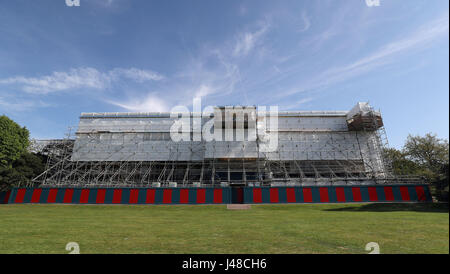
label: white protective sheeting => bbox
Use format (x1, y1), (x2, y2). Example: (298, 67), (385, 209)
(71, 103), (385, 174)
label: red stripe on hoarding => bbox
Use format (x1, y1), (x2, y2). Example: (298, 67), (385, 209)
(146, 189), (155, 204)
(112, 189), (122, 203)
(197, 189), (206, 204)
(163, 189), (172, 204)
(179, 189), (189, 204)
(253, 188), (262, 203)
(415, 186), (426, 202)
(129, 189), (139, 204)
(336, 187), (346, 202)
(319, 187), (329, 203)
(303, 188), (312, 203)
(31, 188), (42, 203)
(63, 189), (74, 203)
(213, 189), (222, 204)
(384, 187), (394, 201)
(96, 189), (106, 204)
(15, 188), (26, 203)
(368, 187), (378, 201)
(286, 188), (296, 203)
(400, 186), (410, 201)
(3, 191), (11, 203)
(352, 187), (362, 202)
(270, 188), (279, 203)
(47, 189), (58, 203)
(79, 189), (90, 203)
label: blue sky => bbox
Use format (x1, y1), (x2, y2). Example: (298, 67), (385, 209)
(0, 0), (448, 148)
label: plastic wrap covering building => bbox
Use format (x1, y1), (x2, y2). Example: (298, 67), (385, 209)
(31, 102), (416, 188)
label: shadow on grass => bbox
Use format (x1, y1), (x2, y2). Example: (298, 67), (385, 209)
(324, 203), (449, 213)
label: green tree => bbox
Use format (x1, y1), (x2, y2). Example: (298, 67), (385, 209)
(384, 148), (423, 176)
(403, 133), (449, 175)
(12, 152), (46, 181)
(0, 115), (30, 168)
(0, 167), (27, 191)
(401, 133), (449, 201)
(0, 152), (46, 191)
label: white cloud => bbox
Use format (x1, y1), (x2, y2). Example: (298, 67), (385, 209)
(0, 67), (164, 94)
(109, 68), (164, 82)
(233, 22), (270, 57)
(194, 85), (215, 99)
(297, 12), (311, 32)
(0, 96), (50, 111)
(108, 93), (169, 112)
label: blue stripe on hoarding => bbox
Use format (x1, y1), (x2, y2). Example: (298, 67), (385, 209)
(87, 189), (98, 204)
(392, 186), (402, 201)
(104, 189), (114, 204)
(295, 187), (303, 203)
(311, 187), (320, 203)
(39, 189), (50, 203)
(375, 186), (386, 202)
(121, 189), (130, 204)
(278, 187), (287, 203)
(407, 186), (418, 201)
(224, 188), (232, 203)
(188, 189), (197, 204)
(359, 187), (370, 202)
(171, 189), (180, 204)
(261, 188), (270, 203)
(55, 189), (66, 203)
(137, 189), (147, 204)
(8, 189), (17, 203)
(71, 189), (81, 204)
(344, 187), (353, 202)
(328, 187), (337, 203)
(243, 188), (253, 204)
(205, 188), (214, 204)
(23, 188), (34, 203)
(154, 189), (163, 204)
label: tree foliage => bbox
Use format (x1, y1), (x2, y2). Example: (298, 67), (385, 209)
(385, 133), (449, 201)
(0, 115), (46, 191)
(0, 115), (30, 168)
(384, 148), (423, 176)
(0, 152), (46, 191)
(404, 133), (449, 175)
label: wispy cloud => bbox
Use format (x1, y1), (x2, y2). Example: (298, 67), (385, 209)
(233, 21), (270, 57)
(0, 67), (164, 94)
(108, 93), (169, 112)
(281, 97), (315, 110)
(280, 12), (449, 97)
(297, 11), (311, 32)
(0, 96), (50, 112)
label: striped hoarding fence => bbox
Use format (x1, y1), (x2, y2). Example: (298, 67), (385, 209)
(243, 185), (432, 203)
(0, 184), (432, 204)
(3, 187), (231, 205)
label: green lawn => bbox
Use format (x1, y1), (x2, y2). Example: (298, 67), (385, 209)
(0, 203), (448, 254)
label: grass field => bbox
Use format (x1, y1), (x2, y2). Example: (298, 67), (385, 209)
(0, 203), (448, 254)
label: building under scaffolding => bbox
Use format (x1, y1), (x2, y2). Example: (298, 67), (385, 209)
(31, 102), (421, 188)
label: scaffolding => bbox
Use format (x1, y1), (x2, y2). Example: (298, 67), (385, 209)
(30, 103), (423, 188)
